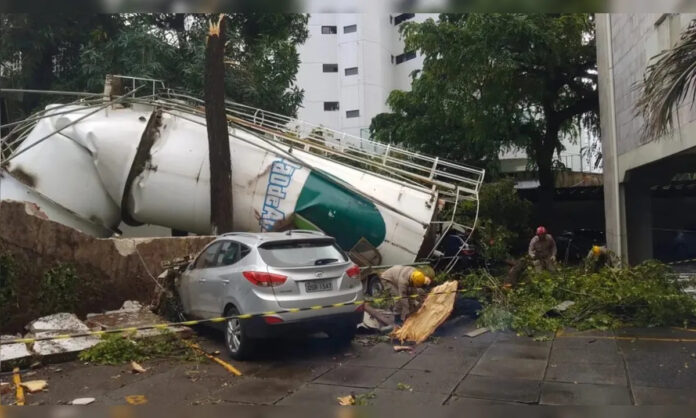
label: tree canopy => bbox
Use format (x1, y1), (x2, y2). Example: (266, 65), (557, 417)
(637, 19), (696, 141)
(0, 13), (308, 119)
(370, 14), (598, 210)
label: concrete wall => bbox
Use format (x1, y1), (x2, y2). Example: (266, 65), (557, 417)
(597, 13), (696, 263)
(0, 201), (213, 333)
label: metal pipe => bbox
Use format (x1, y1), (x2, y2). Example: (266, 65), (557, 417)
(0, 88), (103, 97)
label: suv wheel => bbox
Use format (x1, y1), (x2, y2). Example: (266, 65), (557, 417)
(224, 306), (254, 360)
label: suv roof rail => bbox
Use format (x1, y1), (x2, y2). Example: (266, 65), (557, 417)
(220, 232), (260, 238)
(284, 229), (326, 236)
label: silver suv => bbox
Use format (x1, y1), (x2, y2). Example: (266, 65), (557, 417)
(178, 230), (364, 360)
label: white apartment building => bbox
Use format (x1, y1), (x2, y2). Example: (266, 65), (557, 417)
(296, 13), (436, 139)
(296, 13), (601, 175)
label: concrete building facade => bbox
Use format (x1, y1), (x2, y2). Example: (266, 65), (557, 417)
(296, 12), (435, 138)
(597, 13), (696, 264)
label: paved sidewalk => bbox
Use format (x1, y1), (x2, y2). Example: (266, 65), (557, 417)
(3, 318), (696, 406)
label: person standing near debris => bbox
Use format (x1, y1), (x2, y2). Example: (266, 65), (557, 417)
(380, 265), (432, 324)
(528, 226), (557, 272)
(585, 245), (615, 272)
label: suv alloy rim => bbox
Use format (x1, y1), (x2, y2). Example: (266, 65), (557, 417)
(226, 318), (242, 353)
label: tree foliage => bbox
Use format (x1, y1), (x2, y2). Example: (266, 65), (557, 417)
(0, 13), (308, 119)
(463, 261), (696, 335)
(637, 19), (696, 141)
(370, 14), (599, 209)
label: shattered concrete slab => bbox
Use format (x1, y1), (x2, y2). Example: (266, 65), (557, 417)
(1, 335), (33, 367)
(85, 304), (191, 339)
(28, 313), (91, 334)
(27, 313), (100, 357)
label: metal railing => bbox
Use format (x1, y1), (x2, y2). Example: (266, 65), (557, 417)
(220, 99), (485, 201)
(159, 90), (485, 202)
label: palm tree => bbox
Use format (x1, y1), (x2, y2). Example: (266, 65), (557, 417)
(636, 20), (696, 140)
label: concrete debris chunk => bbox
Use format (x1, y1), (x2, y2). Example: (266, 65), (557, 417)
(27, 313), (100, 356)
(121, 300), (144, 312)
(1, 335), (33, 365)
(28, 313), (89, 333)
(71, 397), (96, 405)
(20, 380), (47, 393)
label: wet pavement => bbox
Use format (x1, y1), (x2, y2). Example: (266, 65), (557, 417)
(3, 318), (696, 406)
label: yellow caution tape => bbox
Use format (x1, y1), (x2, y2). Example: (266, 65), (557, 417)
(0, 287), (482, 345)
(668, 257), (696, 265)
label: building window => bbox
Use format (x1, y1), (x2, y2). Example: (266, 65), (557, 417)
(343, 24), (357, 34)
(394, 13), (415, 25)
(389, 15), (393, 24)
(324, 102), (339, 111)
(346, 109), (360, 118)
(321, 26), (337, 34)
(395, 51), (417, 64)
(344, 67), (358, 76)
(391, 55), (395, 64)
(322, 63), (338, 73)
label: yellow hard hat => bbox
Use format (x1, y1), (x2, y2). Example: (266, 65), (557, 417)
(592, 245), (602, 256)
(411, 270), (431, 287)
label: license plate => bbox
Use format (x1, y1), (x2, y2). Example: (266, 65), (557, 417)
(305, 279), (332, 293)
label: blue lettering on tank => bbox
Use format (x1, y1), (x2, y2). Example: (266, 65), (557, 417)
(260, 159), (301, 231)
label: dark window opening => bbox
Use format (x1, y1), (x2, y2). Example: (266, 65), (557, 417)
(324, 101), (339, 111)
(343, 24), (357, 33)
(321, 25), (337, 34)
(322, 63), (338, 72)
(394, 13), (415, 25)
(395, 51), (417, 64)
(344, 67), (358, 76)
(346, 109), (360, 118)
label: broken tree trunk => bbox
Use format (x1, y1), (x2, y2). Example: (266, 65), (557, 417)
(205, 15), (233, 234)
(391, 281), (458, 343)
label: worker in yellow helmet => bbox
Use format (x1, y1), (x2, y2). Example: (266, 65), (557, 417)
(380, 265), (432, 325)
(585, 245), (615, 272)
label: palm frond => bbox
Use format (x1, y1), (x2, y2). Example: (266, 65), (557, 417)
(636, 20), (696, 140)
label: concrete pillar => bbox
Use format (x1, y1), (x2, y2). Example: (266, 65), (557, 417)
(597, 13), (627, 261)
(625, 177), (653, 264)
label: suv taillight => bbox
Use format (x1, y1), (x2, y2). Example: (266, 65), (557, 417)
(243, 271), (287, 287)
(346, 264), (361, 278)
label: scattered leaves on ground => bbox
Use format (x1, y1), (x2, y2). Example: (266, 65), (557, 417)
(78, 331), (201, 365)
(459, 260), (696, 336)
(396, 382), (413, 391)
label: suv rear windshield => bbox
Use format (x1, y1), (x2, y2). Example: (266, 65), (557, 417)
(258, 239), (347, 267)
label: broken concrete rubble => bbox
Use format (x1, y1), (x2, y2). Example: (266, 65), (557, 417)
(1, 304), (190, 371)
(0, 335), (33, 365)
(26, 313), (100, 358)
(85, 300), (191, 339)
